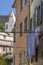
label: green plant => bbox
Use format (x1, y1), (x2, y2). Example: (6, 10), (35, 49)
(0, 55), (7, 65)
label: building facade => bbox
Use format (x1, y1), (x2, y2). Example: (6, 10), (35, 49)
(5, 11), (16, 32)
(29, 0), (43, 65)
(0, 33), (14, 57)
(12, 0), (30, 65)
(12, 0), (43, 65)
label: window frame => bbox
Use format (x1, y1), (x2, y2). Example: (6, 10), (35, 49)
(9, 47), (11, 53)
(3, 47), (5, 51)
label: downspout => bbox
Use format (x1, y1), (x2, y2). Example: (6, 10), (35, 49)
(28, 0), (30, 33)
(27, 0), (30, 65)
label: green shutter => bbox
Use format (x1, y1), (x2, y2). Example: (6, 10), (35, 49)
(20, 23), (22, 36)
(24, 17), (28, 32)
(19, 52), (22, 65)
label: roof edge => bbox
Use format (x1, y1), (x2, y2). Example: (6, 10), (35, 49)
(12, 0), (16, 8)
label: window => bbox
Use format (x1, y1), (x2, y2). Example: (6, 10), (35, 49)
(41, 1), (43, 24)
(20, 0), (23, 12)
(3, 35), (6, 39)
(24, 17), (28, 32)
(30, 18), (32, 32)
(19, 52), (22, 65)
(20, 22), (22, 36)
(33, 7), (38, 29)
(3, 47), (5, 51)
(14, 33), (16, 42)
(25, 0), (28, 5)
(28, 20), (30, 32)
(37, 5), (41, 25)
(34, 7), (37, 29)
(32, 14), (35, 30)
(32, 15), (34, 31)
(9, 47), (11, 52)
(33, 6), (41, 28)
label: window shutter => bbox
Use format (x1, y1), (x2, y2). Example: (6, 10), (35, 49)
(37, 5), (41, 25)
(41, 1), (43, 23)
(20, 0), (23, 12)
(32, 15), (35, 31)
(34, 7), (37, 29)
(33, 13), (35, 30)
(19, 52), (22, 65)
(20, 23), (22, 36)
(30, 18), (32, 32)
(24, 17), (28, 32)
(25, 0), (28, 5)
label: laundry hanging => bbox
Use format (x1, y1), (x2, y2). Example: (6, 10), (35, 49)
(27, 32), (35, 59)
(27, 27), (40, 60)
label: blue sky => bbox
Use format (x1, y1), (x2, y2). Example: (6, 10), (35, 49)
(0, 0), (16, 15)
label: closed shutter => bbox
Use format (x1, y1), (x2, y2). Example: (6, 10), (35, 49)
(37, 5), (41, 25)
(20, 23), (22, 36)
(20, 0), (23, 12)
(41, 1), (43, 23)
(19, 52), (22, 65)
(24, 17), (28, 32)
(25, 0), (28, 5)
(30, 18), (32, 32)
(32, 15), (35, 31)
(33, 14), (35, 30)
(34, 7), (37, 29)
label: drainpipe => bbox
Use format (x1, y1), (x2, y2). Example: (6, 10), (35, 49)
(27, 0), (30, 65)
(28, 0), (30, 33)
